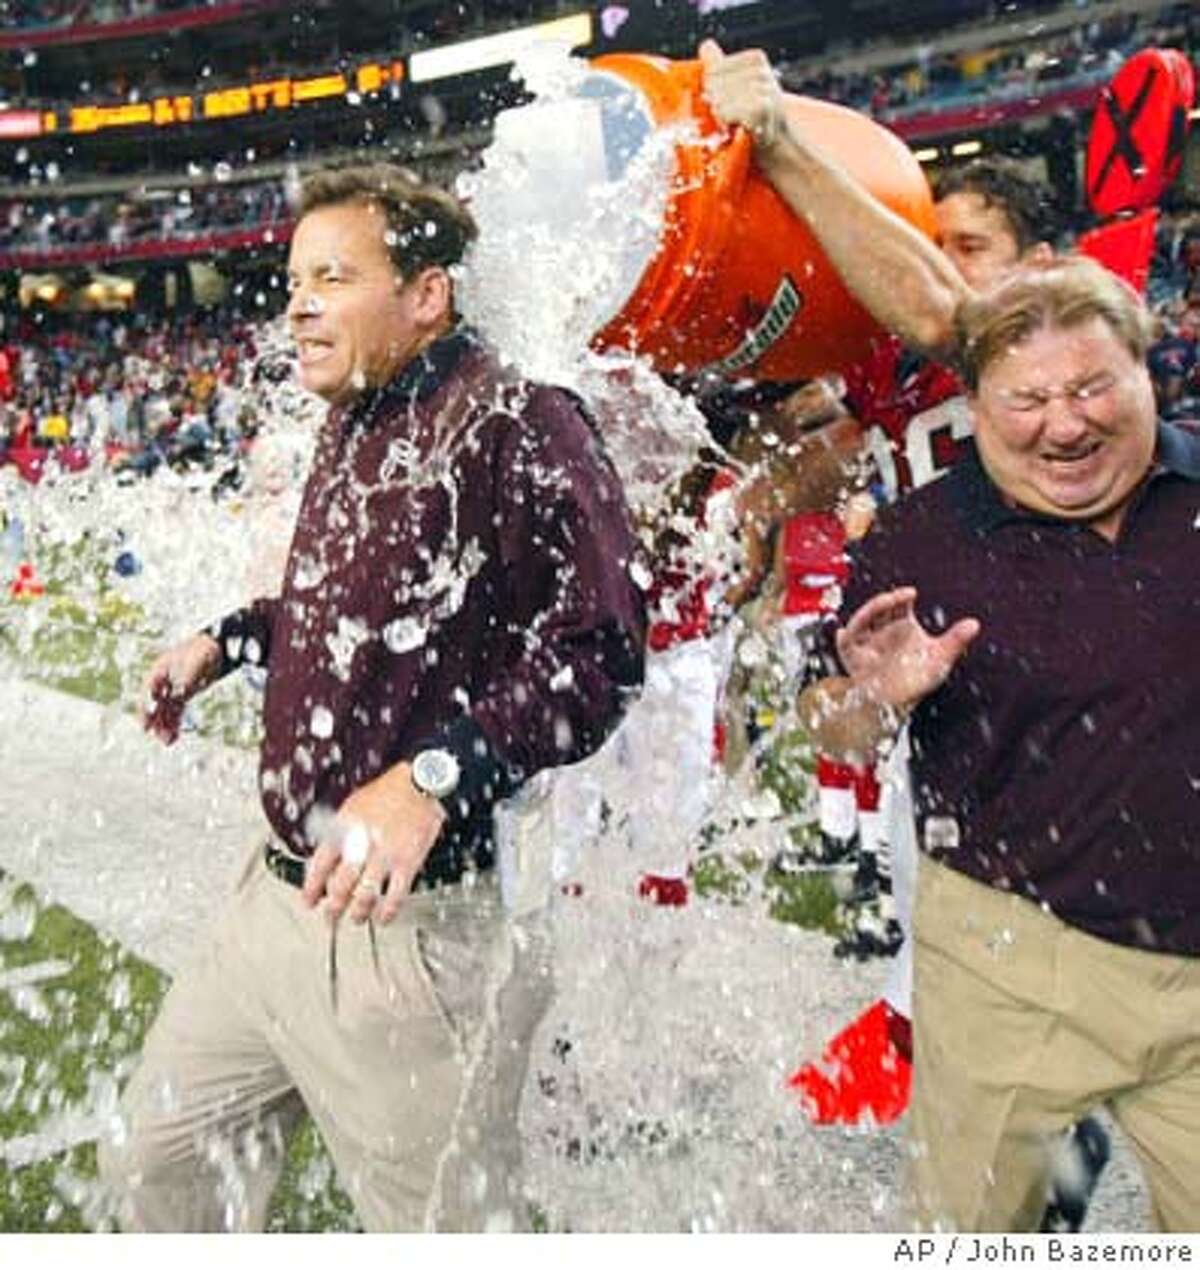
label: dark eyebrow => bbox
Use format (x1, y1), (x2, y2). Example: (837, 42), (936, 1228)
(290, 261), (360, 282)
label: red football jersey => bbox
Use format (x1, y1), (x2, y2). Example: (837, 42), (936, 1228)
(842, 335), (972, 500)
(780, 511), (849, 618)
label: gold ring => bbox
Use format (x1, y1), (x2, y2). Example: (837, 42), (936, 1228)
(354, 877), (380, 899)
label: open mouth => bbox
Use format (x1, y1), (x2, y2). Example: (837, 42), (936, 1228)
(1041, 439), (1102, 468)
(296, 339), (334, 366)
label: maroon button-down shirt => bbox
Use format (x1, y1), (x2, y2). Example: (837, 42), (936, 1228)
(842, 423), (1200, 955)
(211, 329), (646, 881)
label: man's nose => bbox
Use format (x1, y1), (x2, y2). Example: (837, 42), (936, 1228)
(286, 283), (321, 323)
(285, 283), (304, 325)
(1042, 394), (1091, 440)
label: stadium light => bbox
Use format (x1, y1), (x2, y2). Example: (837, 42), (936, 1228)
(409, 12), (593, 84)
(913, 147), (940, 164)
(951, 140), (983, 157)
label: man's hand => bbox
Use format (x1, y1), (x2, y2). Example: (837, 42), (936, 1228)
(836, 586), (980, 713)
(140, 632), (222, 744)
(699, 38), (788, 154)
(302, 762), (448, 926)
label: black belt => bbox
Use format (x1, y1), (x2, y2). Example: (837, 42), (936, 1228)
(263, 842), (482, 893)
(264, 843), (312, 890)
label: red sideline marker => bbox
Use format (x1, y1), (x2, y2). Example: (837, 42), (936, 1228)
(789, 998), (911, 1126)
(9, 561), (45, 600)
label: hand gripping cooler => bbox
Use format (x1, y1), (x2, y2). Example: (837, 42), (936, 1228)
(587, 54), (938, 381)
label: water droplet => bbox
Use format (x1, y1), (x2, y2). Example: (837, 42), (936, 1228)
(382, 617), (426, 654)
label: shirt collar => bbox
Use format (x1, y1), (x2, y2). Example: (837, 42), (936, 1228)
(952, 421), (1200, 535)
(950, 442), (1019, 534)
(1154, 419), (1200, 479)
(340, 324), (480, 430)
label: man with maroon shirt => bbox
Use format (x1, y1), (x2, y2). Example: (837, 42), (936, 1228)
(98, 164), (645, 1232)
(800, 257), (1200, 1231)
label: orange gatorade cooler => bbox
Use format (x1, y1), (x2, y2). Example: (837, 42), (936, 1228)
(576, 54), (937, 382)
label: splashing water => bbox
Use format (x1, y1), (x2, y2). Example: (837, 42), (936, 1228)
(4, 318), (317, 660)
(459, 46), (717, 523)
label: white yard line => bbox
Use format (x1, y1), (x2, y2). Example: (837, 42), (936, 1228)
(0, 959), (72, 992)
(0, 1113), (105, 1169)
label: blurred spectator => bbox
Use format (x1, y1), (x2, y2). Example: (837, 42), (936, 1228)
(0, 344), (14, 401)
(1148, 321), (1198, 421)
(38, 396), (69, 443)
(1148, 226), (1200, 422)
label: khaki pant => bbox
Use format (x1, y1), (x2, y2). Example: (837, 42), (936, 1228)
(911, 858), (1200, 1232)
(97, 844), (553, 1232)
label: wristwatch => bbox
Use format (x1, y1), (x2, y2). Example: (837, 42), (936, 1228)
(411, 748), (461, 801)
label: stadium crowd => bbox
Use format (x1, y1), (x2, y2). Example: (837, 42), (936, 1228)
(786, 3), (1197, 121)
(0, 4), (1192, 269)
(0, 308), (261, 478)
(0, 181), (289, 257)
(5, 0), (543, 26)
(5, 0), (254, 29)
(2, 1), (1193, 128)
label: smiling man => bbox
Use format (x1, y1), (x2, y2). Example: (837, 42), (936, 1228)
(98, 164), (646, 1232)
(800, 256), (1200, 1231)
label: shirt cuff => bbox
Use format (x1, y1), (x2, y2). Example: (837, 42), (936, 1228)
(204, 609), (268, 678)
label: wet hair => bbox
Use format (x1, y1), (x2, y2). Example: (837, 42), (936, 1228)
(956, 254), (1154, 392)
(298, 163), (478, 277)
(933, 158), (1057, 255)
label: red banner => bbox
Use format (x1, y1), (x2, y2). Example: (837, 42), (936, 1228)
(1086, 49), (1195, 217)
(886, 81), (1103, 142)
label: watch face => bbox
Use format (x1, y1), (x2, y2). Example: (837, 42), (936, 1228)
(414, 749), (460, 799)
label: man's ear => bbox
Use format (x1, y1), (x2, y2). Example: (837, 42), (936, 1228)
(1024, 241), (1054, 268)
(407, 266), (453, 326)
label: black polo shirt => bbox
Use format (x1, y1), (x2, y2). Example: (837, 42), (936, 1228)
(843, 422), (1200, 955)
